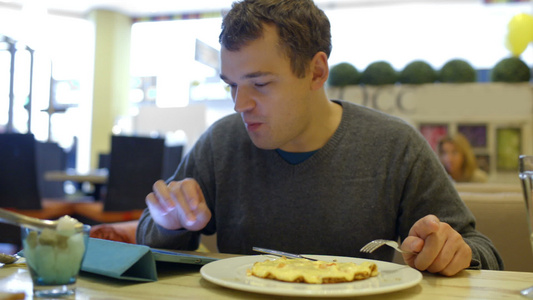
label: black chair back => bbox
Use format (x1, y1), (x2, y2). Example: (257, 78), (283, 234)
(98, 152), (111, 170)
(35, 141), (67, 198)
(0, 133), (41, 209)
(162, 145), (183, 180)
(104, 135), (165, 211)
(0, 133), (42, 246)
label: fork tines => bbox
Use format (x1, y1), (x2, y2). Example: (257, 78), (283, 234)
(359, 239), (388, 253)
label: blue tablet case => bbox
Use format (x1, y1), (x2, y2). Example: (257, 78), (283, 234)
(81, 238), (218, 282)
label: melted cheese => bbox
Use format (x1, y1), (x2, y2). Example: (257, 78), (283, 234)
(249, 257), (378, 284)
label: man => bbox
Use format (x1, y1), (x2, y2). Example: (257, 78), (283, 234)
(137, 0), (503, 276)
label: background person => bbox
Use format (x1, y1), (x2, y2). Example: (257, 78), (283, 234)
(438, 133), (488, 183)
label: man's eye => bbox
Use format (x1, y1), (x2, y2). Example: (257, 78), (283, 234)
(255, 82), (270, 87)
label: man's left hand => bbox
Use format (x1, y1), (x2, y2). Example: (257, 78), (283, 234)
(401, 214), (472, 276)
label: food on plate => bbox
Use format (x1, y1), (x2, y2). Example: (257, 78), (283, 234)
(248, 257), (378, 284)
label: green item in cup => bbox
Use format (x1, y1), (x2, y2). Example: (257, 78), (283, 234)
(23, 216), (87, 285)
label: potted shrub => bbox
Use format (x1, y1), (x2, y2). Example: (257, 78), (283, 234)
(439, 59), (477, 83)
(399, 60), (437, 84)
(328, 62), (360, 98)
(491, 57), (531, 82)
(360, 61), (397, 85)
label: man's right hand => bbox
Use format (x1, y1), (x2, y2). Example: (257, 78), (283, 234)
(145, 178), (212, 231)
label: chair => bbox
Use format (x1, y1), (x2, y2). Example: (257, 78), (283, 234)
(0, 133), (74, 246)
(459, 191), (533, 272)
(98, 152), (111, 170)
(35, 141), (67, 198)
(73, 135), (165, 224)
(161, 145), (183, 180)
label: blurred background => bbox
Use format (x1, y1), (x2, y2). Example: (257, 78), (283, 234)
(1, 0), (532, 182)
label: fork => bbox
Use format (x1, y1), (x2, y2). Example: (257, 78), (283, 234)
(252, 247), (318, 261)
(360, 239), (415, 255)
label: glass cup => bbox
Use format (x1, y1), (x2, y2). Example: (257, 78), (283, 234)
(520, 155), (533, 297)
(520, 155), (533, 249)
(21, 224), (90, 298)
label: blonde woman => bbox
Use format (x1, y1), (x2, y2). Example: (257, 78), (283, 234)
(438, 133), (488, 183)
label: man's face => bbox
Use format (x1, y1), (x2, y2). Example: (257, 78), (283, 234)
(220, 24), (313, 151)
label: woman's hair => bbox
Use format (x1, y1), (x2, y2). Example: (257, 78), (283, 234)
(219, 0), (332, 78)
(437, 133), (479, 182)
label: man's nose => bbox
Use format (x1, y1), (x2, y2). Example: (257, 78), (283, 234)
(233, 86), (254, 112)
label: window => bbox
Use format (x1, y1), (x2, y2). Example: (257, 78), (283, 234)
(129, 2), (533, 116)
(130, 17), (225, 108)
(0, 6), (93, 169)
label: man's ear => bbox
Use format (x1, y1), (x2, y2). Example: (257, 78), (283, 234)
(310, 51), (329, 91)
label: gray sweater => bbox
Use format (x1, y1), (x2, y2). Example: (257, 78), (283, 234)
(137, 100), (503, 270)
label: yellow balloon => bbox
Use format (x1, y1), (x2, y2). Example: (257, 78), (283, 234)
(506, 13), (533, 56)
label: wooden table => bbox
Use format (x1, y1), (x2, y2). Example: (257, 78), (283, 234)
(44, 169), (108, 200)
(2, 252), (533, 300)
(44, 169), (108, 185)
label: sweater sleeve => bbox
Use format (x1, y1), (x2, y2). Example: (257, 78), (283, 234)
(136, 121), (218, 250)
(463, 233), (504, 270)
(136, 208), (200, 250)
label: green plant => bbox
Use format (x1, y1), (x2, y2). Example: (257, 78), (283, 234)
(327, 62), (360, 87)
(360, 61), (397, 85)
(439, 59), (477, 83)
(399, 60), (437, 84)
(491, 57), (531, 82)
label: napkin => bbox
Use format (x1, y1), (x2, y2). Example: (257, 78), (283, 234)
(81, 238), (158, 282)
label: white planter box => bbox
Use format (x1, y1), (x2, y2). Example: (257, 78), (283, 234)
(328, 83), (533, 183)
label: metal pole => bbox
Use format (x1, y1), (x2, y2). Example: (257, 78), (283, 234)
(27, 47), (34, 133)
(48, 64), (53, 141)
(7, 40), (15, 133)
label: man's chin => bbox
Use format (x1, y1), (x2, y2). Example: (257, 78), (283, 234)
(249, 136), (278, 150)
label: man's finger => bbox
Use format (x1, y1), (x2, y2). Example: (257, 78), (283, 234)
(409, 214), (441, 239)
(152, 180), (176, 212)
(146, 192), (166, 213)
(414, 232), (445, 271)
(167, 181), (196, 224)
(402, 236), (424, 254)
(436, 244), (472, 276)
(180, 178), (203, 210)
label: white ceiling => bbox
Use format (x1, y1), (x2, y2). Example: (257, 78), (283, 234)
(2, 0), (237, 17)
(0, 0), (478, 18)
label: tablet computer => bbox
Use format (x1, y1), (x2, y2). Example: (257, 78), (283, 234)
(151, 248), (219, 265)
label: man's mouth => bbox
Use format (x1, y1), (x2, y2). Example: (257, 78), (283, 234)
(245, 122), (262, 132)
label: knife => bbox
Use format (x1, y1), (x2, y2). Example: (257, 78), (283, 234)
(252, 247), (318, 261)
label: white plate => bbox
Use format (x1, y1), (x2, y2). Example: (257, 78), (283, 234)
(200, 255), (422, 297)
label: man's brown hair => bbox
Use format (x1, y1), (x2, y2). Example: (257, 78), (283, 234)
(220, 0), (332, 78)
